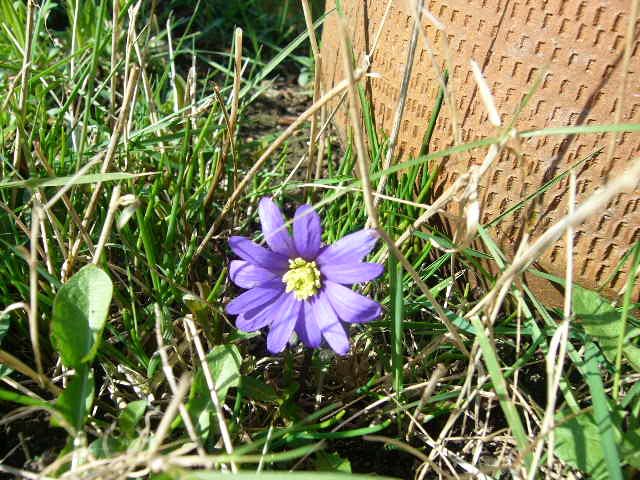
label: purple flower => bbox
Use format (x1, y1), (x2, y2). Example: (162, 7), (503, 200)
(226, 197), (384, 355)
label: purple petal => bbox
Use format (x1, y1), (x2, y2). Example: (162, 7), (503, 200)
(295, 301), (322, 348)
(320, 262), (384, 285)
(309, 292), (349, 355)
(230, 260), (279, 288)
(293, 204), (322, 259)
(321, 321), (349, 356)
(235, 313), (268, 332)
(267, 294), (301, 353)
(324, 281), (382, 324)
(316, 229), (379, 265)
(259, 197), (297, 257)
(236, 291), (287, 332)
(226, 280), (283, 315)
(229, 236), (288, 272)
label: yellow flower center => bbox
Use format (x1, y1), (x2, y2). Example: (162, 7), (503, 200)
(282, 257), (321, 301)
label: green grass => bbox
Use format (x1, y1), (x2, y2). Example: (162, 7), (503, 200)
(1, 1), (640, 479)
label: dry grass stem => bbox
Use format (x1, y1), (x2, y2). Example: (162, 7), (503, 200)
(166, 17), (179, 114)
(64, 66), (140, 279)
(410, 1), (462, 144)
(12, 0), (36, 174)
(0, 464), (55, 480)
(184, 317), (238, 472)
(31, 164), (71, 259)
(299, 182), (439, 210)
(300, 0), (322, 182)
(192, 64), (368, 264)
(3, 3), (638, 478)
(148, 375), (191, 456)
(153, 306), (206, 457)
(426, 347), (483, 465)
(373, 0), (423, 209)
(407, 363), (446, 439)
(132, 20), (166, 154)
(364, 435), (447, 477)
(366, 0), (394, 62)
(1, 66), (22, 112)
(28, 201), (43, 377)
(256, 424), (275, 473)
(0, 348), (61, 396)
(109, 0), (121, 121)
(469, 157), (640, 318)
(470, 60), (501, 127)
(42, 155), (103, 214)
(229, 28), (243, 140)
(338, 14), (469, 356)
(306, 54), (323, 183)
(92, 185), (121, 264)
(540, 169), (577, 472)
(338, 17), (378, 226)
(35, 192), (55, 276)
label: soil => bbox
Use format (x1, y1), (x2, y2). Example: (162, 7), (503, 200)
(0, 409), (67, 479)
(335, 438), (418, 479)
(239, 77), (313, 173)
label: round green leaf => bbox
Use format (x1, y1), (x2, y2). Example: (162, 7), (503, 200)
(51, 264), (113, 367)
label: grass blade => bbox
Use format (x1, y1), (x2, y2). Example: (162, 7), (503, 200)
(582, 342), (623, 480)
(389, 254), (404, 401)
(0, 171), (157, 190)
(469, 314), (530, 464)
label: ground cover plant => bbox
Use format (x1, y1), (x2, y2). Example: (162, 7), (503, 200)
(0, 0), (639, 479)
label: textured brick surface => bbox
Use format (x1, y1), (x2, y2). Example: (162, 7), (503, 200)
(321, 0), (640, 303)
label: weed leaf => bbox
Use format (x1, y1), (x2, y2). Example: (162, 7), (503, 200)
(118, 400), (148, 438)
(555, 411), (608, 479)
(53, 367), (95, 433)
(51, 264), (113, 368)
(186, 344), (241, 436)
(572, 286), (640, 371)
(315, 451), (352, 473)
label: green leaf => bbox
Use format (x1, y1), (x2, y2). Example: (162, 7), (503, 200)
(118, 400), (148, 438)
(0, 386), (52, 409)
(622, 426), (640, 468)
(621, 381), (640, 415)
(51, 264), (113, 368)
(0, 364), (12, 379)
(555, 411), (608, 479)
(206, 344), (242, 401)
(0, 386), (72, 431)
(572, 285), (640, 371)
(556, 396), (640, 474)
(582, 342), (623, 480)
(238, 376), (279, 403)
(185, 344), (241, 436)
(53, 366), (95, 432)
(315, 451), (352, 473)
(0, 312), (10, 345)
(89, 435), (126, 459)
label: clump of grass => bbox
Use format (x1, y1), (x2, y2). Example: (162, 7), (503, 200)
(1, 1), (640, 480)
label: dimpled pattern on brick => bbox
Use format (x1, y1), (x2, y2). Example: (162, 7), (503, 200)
(321, 0), (640, 304)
